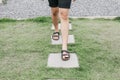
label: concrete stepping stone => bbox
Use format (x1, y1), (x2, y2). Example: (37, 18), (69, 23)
(51, 23), (72, 30)
(51, 35), (75, 45)
(47, 53), (79, 68)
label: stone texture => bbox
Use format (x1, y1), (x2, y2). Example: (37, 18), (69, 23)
(47, 53), (79, 68)
(51, 35), (75, 45)
(0, 0), (120, 19)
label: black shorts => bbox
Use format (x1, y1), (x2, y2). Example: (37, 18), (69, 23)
(48, 0), (72, 9)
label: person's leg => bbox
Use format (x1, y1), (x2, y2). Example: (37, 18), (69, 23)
(48, 0), (60, 40)
(51, 7), (60, 40)
(59, 8), (69, 51)
(59, 8), (70, 60)
(58, 0), (72, 60)
(51, 8), (59, 32)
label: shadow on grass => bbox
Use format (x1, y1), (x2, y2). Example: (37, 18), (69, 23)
(0, 17), (52, 23)
(0, 18), (16, 22)
(1, 16), (119, 23)
(113, 17), (120, 22)
(26, 17), (52, 23)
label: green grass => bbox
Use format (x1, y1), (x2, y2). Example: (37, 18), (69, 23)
(0, 17), (120, 80)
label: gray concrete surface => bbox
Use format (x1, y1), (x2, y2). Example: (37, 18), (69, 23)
(0, 0), (120, 19)
(47, 53), (79, 68)
(51, 35), (75, 45)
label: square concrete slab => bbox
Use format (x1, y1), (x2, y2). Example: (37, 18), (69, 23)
(47, 53), (79, 68)
(51, 35), (75, 45)
(51, 23), (72, 30)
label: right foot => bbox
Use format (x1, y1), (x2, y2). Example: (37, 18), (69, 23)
(61, 50), (70, 61)
(52, 32), (60, 40)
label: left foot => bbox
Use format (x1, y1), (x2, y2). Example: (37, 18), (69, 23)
(52, 32), (60, 40)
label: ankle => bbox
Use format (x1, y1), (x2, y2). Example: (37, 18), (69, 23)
(55, 30), (59, 32)
(54, 27), (59, 32)
(62, 48), (68, 51)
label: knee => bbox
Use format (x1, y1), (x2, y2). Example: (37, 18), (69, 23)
(52, 10), (59, 17)
(60, 12), (68, 21)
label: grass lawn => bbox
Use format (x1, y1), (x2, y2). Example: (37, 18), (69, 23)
(0, 17), (120, 80)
